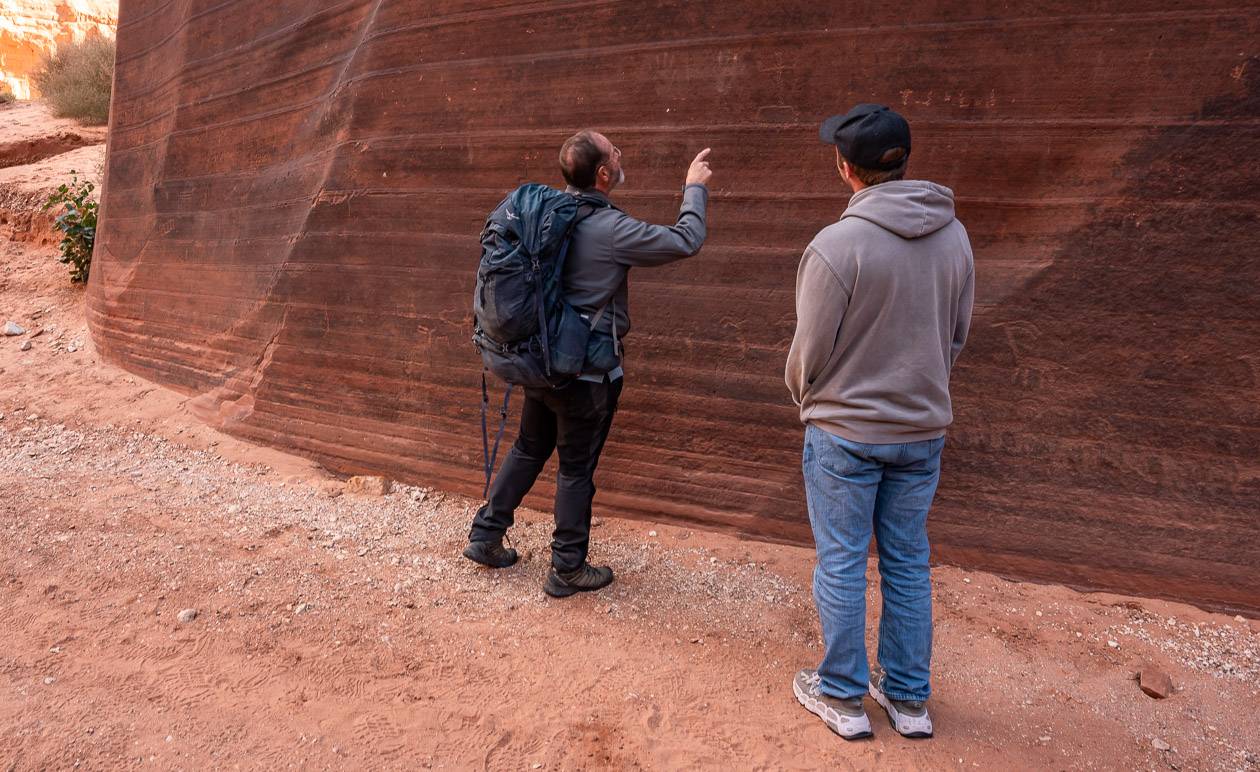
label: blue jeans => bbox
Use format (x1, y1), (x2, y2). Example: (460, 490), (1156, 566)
(802, 424), (944, 702)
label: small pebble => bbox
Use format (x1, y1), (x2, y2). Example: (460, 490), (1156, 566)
(177, 608), (198, 623)
(1151, 738), (1171, 752)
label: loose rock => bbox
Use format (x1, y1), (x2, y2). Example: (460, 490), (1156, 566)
(177, 608), (198, 623)
(1151, 738), (1172, 752)
(20, 340), (31, 351)
(3, 321), (25, 336)
(1138, 665), (1174, 699)
(345, 475), (391, 496)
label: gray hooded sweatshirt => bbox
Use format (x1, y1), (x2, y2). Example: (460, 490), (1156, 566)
(785, 180), (974, 443)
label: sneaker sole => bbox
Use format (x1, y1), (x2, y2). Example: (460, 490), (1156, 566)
(868, 681), (933, 738)
(792, 677), (873, 740)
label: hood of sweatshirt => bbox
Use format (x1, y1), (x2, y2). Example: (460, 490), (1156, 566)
(840, 180), (957, 239)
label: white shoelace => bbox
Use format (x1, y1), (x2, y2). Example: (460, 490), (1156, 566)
(805, 671), (822, 695)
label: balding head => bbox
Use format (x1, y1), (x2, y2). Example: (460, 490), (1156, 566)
(559, 129), (614, 191)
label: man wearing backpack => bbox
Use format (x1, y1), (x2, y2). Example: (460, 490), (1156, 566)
(464, 130), (714, 598)
(786, 104), (974, 740)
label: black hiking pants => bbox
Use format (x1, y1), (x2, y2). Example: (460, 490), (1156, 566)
(469, 377), (623, 573)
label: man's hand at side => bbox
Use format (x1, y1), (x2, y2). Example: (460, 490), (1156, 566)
(686, 148), (713, 187)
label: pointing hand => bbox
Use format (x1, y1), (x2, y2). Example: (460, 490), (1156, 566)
(686, 148), (713, 187)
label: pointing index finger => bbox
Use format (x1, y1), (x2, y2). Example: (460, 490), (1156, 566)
(693, 148), (712, 163)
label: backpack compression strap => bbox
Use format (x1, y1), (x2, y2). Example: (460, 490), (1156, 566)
(480, 371), (514, 498)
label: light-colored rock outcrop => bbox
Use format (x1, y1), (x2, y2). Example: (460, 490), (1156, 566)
(0, 0), (117, 99)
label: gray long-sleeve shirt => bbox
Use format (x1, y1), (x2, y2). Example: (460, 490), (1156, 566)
(562, 184), (708, 350)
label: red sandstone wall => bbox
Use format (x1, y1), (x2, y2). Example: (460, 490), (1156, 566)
(87, 1), (1260, 614)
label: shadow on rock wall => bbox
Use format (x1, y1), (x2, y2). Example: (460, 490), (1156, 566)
(940, 58), (1260, 613)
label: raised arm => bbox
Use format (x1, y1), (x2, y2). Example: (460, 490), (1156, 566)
(613, 149), (713, 267)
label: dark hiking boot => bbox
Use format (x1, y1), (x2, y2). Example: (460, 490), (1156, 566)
(462, 539), (518, 569)
(793, 669), (873, 740)
(543, 562), (614, 597)
(869, 668), (933, 738)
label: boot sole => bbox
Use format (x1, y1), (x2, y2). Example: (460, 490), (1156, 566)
(461, 544), (518, 569)
(543, 575), (612, 598)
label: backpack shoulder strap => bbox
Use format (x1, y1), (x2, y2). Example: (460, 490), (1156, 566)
(571, 192), (615, 214)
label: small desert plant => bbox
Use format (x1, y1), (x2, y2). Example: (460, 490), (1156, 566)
(43, 171), (98, 283)
(0, 83), (14, 104)
(32, 35), (115, 125)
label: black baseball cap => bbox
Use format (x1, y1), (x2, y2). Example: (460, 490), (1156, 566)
(819, 104), (911, 170)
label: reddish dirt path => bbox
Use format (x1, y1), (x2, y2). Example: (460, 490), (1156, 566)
(3, 415), (1257, 771)
(1, 109), (1258, 770)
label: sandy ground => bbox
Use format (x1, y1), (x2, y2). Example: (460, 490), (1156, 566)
(0, 101), (107, 160)
(1, 101), (1258, 771)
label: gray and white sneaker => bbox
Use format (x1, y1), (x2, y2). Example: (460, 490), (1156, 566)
(793, 669), (873, 740)
(869, 672), (933, 738)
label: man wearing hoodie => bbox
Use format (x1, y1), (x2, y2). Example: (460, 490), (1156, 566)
(786, 104), (974, 741)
